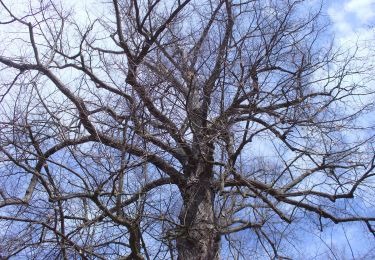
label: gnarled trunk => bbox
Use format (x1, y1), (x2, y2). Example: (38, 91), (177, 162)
(176, 164), (220, 260)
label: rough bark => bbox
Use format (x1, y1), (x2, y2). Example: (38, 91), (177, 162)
(176, 162), (220, 260)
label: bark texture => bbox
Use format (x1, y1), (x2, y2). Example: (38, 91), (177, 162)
(176, 162), (220, 260)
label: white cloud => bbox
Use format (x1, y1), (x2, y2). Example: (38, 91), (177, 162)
(328, 0), (375, 36)
(328, 7), (353, 35)
(345, 0), (375, 23)
(328, 0), (375, 59)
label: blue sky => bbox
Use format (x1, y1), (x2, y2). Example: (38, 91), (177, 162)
(328, 0), (375, 53)
(329, 0), (375, 34)
(300, 1), (375, 259)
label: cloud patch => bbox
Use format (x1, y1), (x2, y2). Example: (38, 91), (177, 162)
(328, 0), (375, 35)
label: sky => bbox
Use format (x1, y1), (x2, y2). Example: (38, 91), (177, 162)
(304, 1), (375, 259)
(329, 0), (375, 33)
(328, 0), (375, 52)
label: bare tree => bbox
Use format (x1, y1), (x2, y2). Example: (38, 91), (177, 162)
(0, 0), (374, 259)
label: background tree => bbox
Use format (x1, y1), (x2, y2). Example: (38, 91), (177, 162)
(0, 0), (374, 259)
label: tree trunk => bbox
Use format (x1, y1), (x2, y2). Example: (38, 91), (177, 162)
(176, 165), (220, 260)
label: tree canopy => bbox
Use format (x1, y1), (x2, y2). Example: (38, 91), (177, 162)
(0, 0), (374, 259)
